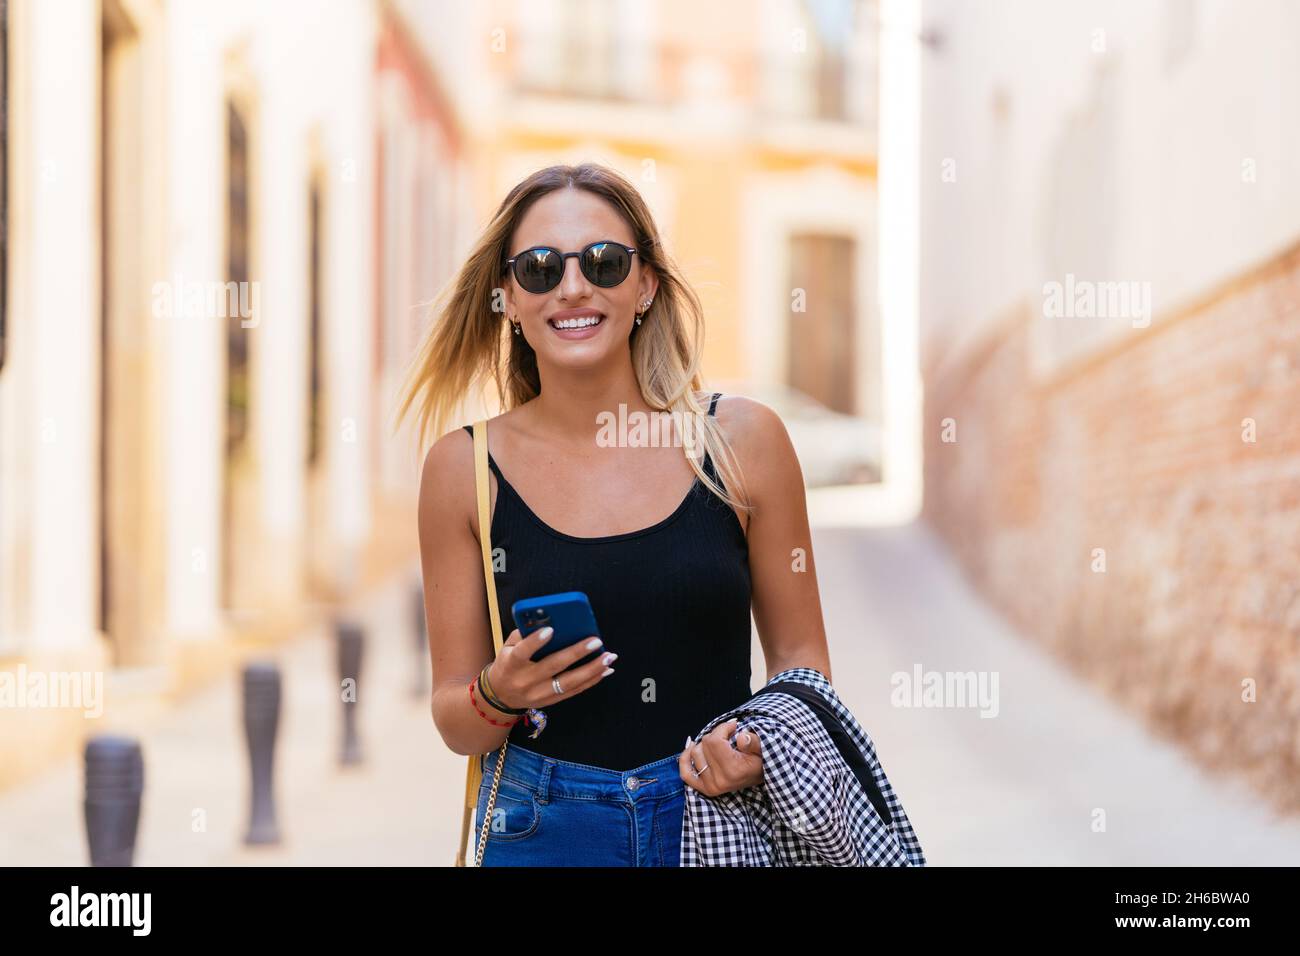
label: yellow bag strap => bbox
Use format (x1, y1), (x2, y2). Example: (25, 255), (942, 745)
(455, 418), (507, 866)
(473, 419), (506, 658)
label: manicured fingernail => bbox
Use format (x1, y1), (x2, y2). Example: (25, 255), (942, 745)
(685, 735), (692, 748)
(538, 627), (553, 641)
(585, 637), (603, 650)
(601, 667), (614, 676)
(602, 652), (618, 666)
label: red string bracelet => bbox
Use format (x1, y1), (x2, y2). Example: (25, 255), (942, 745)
(469, 679), (523, 728)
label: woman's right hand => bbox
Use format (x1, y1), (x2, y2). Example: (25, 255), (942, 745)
(485, 627), (617, 711)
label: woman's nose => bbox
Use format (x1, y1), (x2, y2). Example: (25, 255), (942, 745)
(556, 255), (591, 299)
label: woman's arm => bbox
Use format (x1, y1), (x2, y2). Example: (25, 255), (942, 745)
(417, 428), (516, 756)
(418, 426), (621, 756)
(679, 395), (830, 796)
(716, 396), (833, 684)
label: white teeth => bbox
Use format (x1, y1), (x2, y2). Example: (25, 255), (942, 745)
(553, 314), (602, 329)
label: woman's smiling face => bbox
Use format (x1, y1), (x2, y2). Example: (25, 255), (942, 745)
(504, 187), (657, 369)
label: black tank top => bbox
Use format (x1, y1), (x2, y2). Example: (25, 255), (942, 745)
(463, 392), (753, 771)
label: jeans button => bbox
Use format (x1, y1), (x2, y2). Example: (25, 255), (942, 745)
(626, 776), (640, 790)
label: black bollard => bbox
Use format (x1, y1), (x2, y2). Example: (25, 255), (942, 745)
(242, 662), (281, 845)
(83, 735), (144, 866)
(336, 619), (364, 766)
(412, 579), (429, 700)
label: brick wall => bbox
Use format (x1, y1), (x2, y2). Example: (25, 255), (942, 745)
(923, 241), (1300, 812)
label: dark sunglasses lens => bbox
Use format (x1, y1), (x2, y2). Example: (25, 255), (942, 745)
(582, 243), (631, 287)
(515, 249), (562, 293)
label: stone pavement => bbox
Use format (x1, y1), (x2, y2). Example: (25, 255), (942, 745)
(813, 521), (1300, 865)
(0, 569), (464, 866)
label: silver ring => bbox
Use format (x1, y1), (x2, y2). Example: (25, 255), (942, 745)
(552, 677), (563, 696)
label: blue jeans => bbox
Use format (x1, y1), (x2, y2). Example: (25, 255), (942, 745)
(471, 743), (686, 866)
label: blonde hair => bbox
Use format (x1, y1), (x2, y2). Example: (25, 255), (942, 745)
(395, 162), (750, 512)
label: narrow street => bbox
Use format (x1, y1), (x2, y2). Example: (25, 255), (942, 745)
(813, 522), (1300, 865)
(4, 523), (1299, 866)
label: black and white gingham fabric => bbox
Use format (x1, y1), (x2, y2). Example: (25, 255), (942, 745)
(680, 667), (926, 866)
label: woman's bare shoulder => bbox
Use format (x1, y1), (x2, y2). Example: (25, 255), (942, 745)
(418, 425), (477, 535)
(710, 393), (789, 450)
(422, 403), (524, 474)
(421, 423), (475, 480)
(708, 393), (802, 498)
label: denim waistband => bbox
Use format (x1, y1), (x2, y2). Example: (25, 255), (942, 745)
(481, 744), (685, 805)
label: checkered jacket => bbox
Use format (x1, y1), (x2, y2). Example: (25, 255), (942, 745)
(680, 667), (926, 866)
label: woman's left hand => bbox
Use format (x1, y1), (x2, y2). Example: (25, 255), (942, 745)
(679, 719), (763, 797)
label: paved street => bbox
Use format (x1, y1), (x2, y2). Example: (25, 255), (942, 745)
(815, 522), (1300, 865)
(0, 571), (462, 866)
(4, 522), (1299, 866)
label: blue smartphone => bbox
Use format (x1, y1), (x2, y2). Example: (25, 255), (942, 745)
(511, 591), (604, 670)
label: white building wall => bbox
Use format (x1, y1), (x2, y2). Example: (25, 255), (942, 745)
(26, 0), (100, 651)
(160, 0), (378, 615)
(920, 0), (1300, 367)
(322, 1), (378, 586)
(0, 0), (425, 652)
(0, 1), (34, 652)
(254, 3), (310, 604)
(164, 1), (226, 639)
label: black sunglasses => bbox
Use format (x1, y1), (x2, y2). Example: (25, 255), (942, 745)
(504, 240), (638, 294)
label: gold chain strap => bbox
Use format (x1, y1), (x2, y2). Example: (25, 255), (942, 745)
(464, 418), (511, 868)
(475, 740), (510, 866)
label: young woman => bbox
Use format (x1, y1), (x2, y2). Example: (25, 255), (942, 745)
(399, 162), (833, 866)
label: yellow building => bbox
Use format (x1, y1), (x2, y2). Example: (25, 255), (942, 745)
(471, 0), (880, 420)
